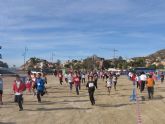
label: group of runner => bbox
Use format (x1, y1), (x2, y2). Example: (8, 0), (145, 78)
(128, 71), (164, 100)
(3, 72), (48, 111)
(56, 70), (119, 105)
(1, 69), (164, 111)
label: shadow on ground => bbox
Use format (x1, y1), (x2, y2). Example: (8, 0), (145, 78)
(24, 107), (92, 111)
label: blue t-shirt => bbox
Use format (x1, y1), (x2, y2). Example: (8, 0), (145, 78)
(36, 78), (45, 91)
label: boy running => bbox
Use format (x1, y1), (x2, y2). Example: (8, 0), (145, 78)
(146, 75), (155, 99)
(36, 73), (45, 103)
(86, 76), (96, 105)
(13, 75), (25, 111)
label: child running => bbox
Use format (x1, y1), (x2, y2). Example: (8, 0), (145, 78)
(106, 75), (113, 95)
(146, 74), (155, 99)
(67, 72), (73, 92)
(73, 73), (81, 95)
(112, 74), (118, 91)
(86, 76), (96, 105)
(58, 71), (63, 85)
(25, 75), (32, 94)
(32, 73), (37, 95)
(36, 73), (45, 103)
(13, 75), (25, 111)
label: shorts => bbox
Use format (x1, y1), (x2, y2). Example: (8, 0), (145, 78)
(0, 90), (3, 95)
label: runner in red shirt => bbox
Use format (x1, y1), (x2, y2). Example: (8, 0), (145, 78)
(58, 71), (63, 85)
(73, 73), (81, 95)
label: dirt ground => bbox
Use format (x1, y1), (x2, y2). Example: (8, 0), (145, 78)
(0, 75), (165, 124)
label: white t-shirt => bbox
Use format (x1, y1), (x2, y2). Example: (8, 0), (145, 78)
(67, 74), (73, 83)
(15, 81), (21, 95)
(140, 74), (147, 81)
(82, 74), (85, 79)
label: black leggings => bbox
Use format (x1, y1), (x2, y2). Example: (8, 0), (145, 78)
(88, 88), (95, 105)
(147, 87), (154, 99)
(140, 81), (146, 92)
(15, 95), (23, 109)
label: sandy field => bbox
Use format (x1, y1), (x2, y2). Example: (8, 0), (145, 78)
(0, 75), (165, 124)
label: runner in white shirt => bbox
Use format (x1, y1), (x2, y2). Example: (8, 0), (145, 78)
(140, 72), (147, 92)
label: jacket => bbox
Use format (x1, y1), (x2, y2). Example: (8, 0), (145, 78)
(13, 80), (25, 94)
(36, 78), (45, 91)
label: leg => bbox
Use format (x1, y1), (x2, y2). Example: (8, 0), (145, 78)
(16, 95), (23, 111)
(76, 85), (79, 95)
(95, 80), (98, 89)
(79, 84), (81, 90)
(137, 82), (139, 88)
(89, 90), (94, 105)
(148, 87), (151, 99)
(114, 82), (117, 90)
(37, 92), (41, 102)
(91, 89), (95, 104)
(69, 82), (72, 91)
(151, 87), (154, 99)
(107, 87), (110, 95)
(0, 94), (3, 105)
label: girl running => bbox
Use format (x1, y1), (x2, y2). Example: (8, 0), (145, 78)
(73, 73), (81, 95)
(106, 75), (113, 95)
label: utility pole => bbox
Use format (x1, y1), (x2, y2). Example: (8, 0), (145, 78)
(113, 48), (118, 60)
(23, 47), (28, 73)
(51, 52), (55, 63)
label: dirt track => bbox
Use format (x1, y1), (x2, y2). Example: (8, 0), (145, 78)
(1, 75), (165, 124)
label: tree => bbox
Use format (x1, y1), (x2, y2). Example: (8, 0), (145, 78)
(157, 64), (164, 69)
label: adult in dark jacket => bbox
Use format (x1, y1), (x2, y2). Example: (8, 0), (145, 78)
(86, 76), (96, 105)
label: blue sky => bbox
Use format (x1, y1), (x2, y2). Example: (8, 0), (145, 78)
(0, 0), (165, 67)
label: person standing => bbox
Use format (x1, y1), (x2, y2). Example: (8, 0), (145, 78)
(86, 76), (96, 105)
(13, 75), (25, 111)
(140, 72), (147, 93)
(73, 73), (81, 95)
(36, 73), (45, 103)
(0, 75), (3, 105)
(146, 75), (155, 99)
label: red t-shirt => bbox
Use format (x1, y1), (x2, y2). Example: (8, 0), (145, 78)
(73, 77), (80, 86)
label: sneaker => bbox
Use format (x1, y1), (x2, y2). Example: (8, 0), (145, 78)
(19, 108), (23, 111)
